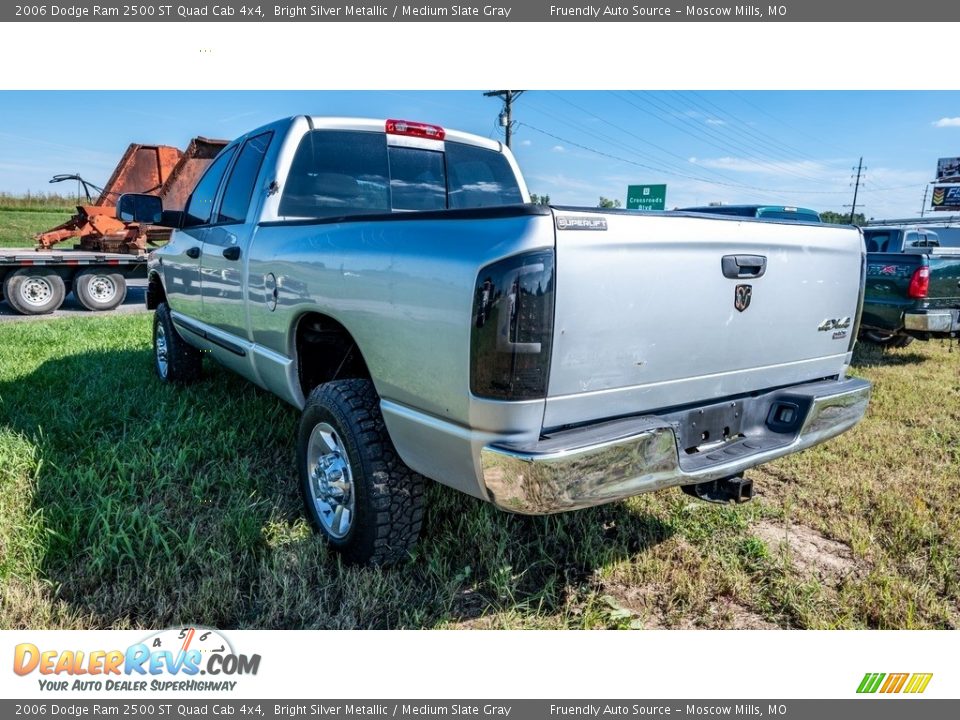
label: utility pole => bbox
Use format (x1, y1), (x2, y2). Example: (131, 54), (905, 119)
(849, 157), (865, 224)
(484, 90), (524, 148)
(920, 185), (929, 217)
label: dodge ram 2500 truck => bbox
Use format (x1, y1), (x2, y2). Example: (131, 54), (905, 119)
(859, 225), (960, 347)
(119, 116), (872, 565)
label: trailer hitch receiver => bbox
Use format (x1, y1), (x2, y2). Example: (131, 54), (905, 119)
(681, 475), (754, 504)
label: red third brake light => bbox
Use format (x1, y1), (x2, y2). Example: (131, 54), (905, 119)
(907, 266), (930, 299)
(385, 119), (445, 141)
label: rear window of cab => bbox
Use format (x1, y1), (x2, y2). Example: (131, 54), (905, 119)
(278, 130), (523, 218)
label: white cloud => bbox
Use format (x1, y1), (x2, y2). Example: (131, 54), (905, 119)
(705, 118), (725, 126)
(933, 117), (960, 128)
(696, 156), (826, 175)
(519, 139), (532, 146)
(529, 173), (597, 193)
(551, 145), (565, 153)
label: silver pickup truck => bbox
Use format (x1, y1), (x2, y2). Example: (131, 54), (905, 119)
(119, 116), (871, 565)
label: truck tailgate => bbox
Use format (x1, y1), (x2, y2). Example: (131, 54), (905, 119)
(544, 210), (863, 429)
(928, 254), (960, 309)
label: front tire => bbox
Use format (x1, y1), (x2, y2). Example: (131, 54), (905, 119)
(75, 269), (127, 311)
(298, 379), (425, 566)
(3, 268), (66, 315)
(153, 303), (202, 383)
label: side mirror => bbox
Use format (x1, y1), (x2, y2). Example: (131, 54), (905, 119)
(117, 193), (163, 224)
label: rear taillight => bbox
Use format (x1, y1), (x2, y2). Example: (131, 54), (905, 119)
(385, 119), (445, 141)
(471, 250), (555, 400)
(907, 266), (930, 299)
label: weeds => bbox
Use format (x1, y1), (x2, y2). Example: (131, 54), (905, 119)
(0, 315), (957, 629)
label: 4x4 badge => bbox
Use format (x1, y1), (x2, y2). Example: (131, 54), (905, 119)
(734, 284), (752, 312)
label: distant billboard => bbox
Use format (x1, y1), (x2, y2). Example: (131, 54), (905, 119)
(931, 185), (960, 210)
(936, 157), (960, 182)
(626, 184), (667, 211)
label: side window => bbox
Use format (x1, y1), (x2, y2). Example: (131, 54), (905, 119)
(183, 146), (237, 227)
(388, 147), (446, 211)
(279, 130), (389, 218)
(446, 142), (524, 209)
(218, 132), (273, 224)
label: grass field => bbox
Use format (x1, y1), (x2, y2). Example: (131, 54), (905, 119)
(0, 313), (957, 630)
(0, 209), (74, 249)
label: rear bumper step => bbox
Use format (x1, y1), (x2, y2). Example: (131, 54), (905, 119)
(904, 309), (960, 336)
(480, 377), (871, 514)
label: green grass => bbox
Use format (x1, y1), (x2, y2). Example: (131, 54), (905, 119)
(0, 209), (75, 249)
(0, 315), (958, 629)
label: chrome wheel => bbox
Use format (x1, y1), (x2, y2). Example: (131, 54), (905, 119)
(306, 422), (355, 539)
(19, 276), (54, 308)
(155, 320), (169, 379)
(86, 274), (118, 303)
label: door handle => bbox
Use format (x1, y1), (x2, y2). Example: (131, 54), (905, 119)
(185, 246), (201, 259)
(222, 246), (241, 261)
(722, 254), (767, 279)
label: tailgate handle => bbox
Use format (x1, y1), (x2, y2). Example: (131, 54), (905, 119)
(722, 254), (767, 279)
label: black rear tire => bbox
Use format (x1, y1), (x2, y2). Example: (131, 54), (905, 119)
(3, 268), (66, 315)
(74, 269), (127, 311)
(298, 379), (425, 566)
(153, 303), (202, 383)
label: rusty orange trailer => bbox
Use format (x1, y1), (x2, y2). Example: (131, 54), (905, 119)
(2, 138), (228, 315)
(35, 137), (227, 254)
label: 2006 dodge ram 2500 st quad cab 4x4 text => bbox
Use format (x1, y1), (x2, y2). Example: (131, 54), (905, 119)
(119, 116), (872, 565)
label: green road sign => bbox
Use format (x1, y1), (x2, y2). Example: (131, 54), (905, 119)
(627, 184), (667, 211)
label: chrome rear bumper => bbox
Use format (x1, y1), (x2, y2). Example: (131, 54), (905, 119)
(480, 377), (871, 514)
(904, 310), (959, 335)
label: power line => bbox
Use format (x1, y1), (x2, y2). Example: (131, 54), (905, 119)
(517, 122), (856, 196)
(537, 92), (784, 196)
(683, 90), (847, 168)
(617, 91), (835, 186)
(728, 90), (851, 155)
(519, 100), (784, 204)
(631, 91), (833, 185)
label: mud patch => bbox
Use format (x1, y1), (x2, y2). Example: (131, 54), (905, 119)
(707, 597), (778, 630)
(753, 520), (860, 583)
(752, 466), (799, 504)
(600, 582), (777, 629)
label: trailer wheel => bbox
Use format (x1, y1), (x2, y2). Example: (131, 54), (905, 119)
(153, 303), (202, 383)
(3, 268), (66, 315)
(298, 379), (425, 566)
(74, 269), (127, 311)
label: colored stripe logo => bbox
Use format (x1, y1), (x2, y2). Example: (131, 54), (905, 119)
(857, 672), (933, 694)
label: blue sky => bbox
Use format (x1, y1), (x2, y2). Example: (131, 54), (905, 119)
(2, 90), (959, 219)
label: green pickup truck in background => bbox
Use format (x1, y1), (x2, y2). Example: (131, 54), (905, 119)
(860, 225), (960, 347)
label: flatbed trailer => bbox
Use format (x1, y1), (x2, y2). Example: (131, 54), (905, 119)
(0, 248), (147, 315)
